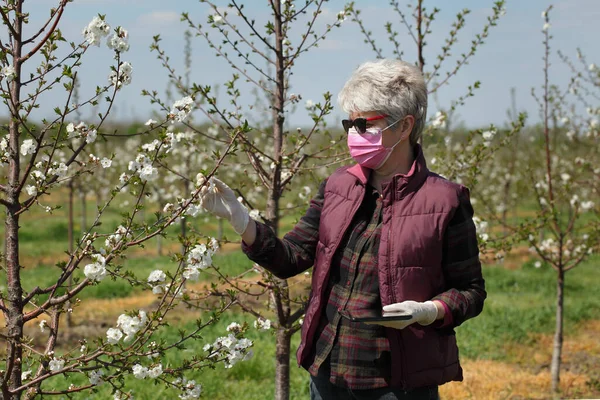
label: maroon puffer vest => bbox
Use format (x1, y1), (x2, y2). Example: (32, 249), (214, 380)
(297, 145), (464, 389)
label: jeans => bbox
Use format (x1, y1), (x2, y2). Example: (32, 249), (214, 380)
(309, 367), (440, 400)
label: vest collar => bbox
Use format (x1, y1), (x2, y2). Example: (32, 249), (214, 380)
(346, 144), (429, 197)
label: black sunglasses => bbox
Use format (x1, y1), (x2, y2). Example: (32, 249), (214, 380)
(341, 114), (388, 134)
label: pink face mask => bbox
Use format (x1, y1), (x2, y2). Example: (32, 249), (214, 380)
(347, 119), (404, 170)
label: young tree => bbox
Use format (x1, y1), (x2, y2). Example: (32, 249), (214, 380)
(474, 6), (599, 394)
(147, 1), (350, 399)
(0, 3), (254, 399)
(524, 7), (599, 392)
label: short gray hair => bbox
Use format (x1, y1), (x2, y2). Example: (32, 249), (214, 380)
(338, 59), (428, 145)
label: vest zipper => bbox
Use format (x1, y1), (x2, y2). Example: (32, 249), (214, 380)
(387, 180), (407, 388)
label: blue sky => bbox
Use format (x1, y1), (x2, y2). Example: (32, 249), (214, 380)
(8, 0), (600, 129)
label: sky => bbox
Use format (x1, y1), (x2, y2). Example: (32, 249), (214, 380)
(4, 0), (600, 130)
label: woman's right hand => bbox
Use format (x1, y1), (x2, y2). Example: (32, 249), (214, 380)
(197, 174), (250, 235)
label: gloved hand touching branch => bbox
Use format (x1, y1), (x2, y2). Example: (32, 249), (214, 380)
(197, 174), (250, 235)
(365, 300), (442, 330)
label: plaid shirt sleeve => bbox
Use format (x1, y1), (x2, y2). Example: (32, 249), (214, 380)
(432, 186), (487, 328)
(241, 179), (327, 279)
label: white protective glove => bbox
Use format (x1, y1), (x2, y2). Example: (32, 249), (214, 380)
(197, 174), (250, 235)
(365, 300), (439, 330)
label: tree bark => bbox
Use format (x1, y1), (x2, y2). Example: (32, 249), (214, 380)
(271, 1), (292, 398)
(5, 3), (25, 398)
(550, 267), (564, 393)
(66, 181), (74, 332)
(275, 329), (292, 400)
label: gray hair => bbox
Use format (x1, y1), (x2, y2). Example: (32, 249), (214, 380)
(338, 59), (428, 145)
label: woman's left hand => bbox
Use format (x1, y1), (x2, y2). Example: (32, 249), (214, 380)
(365, 300), (440, 329)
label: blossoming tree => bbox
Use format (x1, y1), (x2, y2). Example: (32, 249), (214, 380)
(147, 1), (352, 399)
(0, 3), (254, 399)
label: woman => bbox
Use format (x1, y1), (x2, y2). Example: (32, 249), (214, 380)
(199, 59), (486, 400)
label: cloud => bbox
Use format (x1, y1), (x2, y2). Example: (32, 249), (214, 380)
(137, 11), (180, 28)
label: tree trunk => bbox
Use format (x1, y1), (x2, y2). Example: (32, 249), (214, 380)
(550, 267), (564, 393)
(271, 2), (292, 398)
(4, 3), (24, 398)
(275, 329), (292, 400)
(66, 181), (74, 332)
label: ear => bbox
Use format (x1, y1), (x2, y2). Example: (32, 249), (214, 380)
(399, 115), (415, 138)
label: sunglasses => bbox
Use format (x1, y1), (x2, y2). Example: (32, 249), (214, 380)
(341, 114), (388, 134)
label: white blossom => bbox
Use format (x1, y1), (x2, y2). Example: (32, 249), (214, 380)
(249, 209), (261, 220)
(147, 364), (163, 379)
(148, 269), (167, 294)
(106, 327), (123, 344)
(169, 96), (195, 123)
(212, 15), (225, 26)
(132, 364), (148, 379)
(20, 139), (36, 156)
(590, 63), (597, 72)
(542, 22), (551, 31)
(89, 369), (104, 386)
(84, 262), (107, 282)
(1, 65), (16, 82)
(226, 322), (242, 333)
(145, 119), (157, 126)
(101, 158), (112, 168)
(107, 27), (130, 52)
(21, 370), (32, 381)
(109, 61), (133, 87)
(139, 165), (158, 181)
(179, 378), (202, 400)
(48, 357), (65, 372)
(482, 130), (496, 141)
(431, 111), (447, 129)
(83, 16), (111, 46)
(253, 318), (272, 331)
(25, 185), (37, 196)
(39, 319), (48, 333)
(117, 311), (147, 341)
(581, 201), (595, 211)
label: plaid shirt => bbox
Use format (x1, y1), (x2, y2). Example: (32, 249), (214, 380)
(242, 177), (484, 389)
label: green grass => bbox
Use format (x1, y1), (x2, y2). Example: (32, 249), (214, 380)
(3, 198), (600, 398)
(456, 256), (600, 361)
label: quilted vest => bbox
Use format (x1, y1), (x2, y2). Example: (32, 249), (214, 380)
(297, 145), (465, 389)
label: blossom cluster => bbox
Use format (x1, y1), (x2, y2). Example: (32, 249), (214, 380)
(169, 96), (195, 123)
(84, 253), (107, 282)
(105, 225), (133, 250)
(203, 327), (253, 369)
(67, 122), (97, 144)
(82, 16), (111, 47)
(253, 318), (272, 331)
(1, 65), (16, 82)
(109, 61), (133, 87)
(183, 239), (219, 281)
(147, 269), (167, 294)
(132, 363), (163, 379)
(128, 153), (158, 181)
(431, 111), (447, 129)
(106, 310), (148, 344)
(174, 377), (202, 400)
(107, 27), (130, 53)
